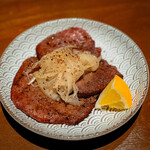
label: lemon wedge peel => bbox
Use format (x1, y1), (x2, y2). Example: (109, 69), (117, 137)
(95, 75), (132, 111)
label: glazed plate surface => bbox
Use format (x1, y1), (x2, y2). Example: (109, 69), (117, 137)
(0, 18), (149, 140)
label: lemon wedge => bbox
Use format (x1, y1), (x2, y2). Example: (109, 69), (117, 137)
(95, 75), (132, 110)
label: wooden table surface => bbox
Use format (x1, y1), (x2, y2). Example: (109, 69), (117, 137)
(0, 0), (150, 149)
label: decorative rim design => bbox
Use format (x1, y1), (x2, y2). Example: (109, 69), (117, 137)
(0, 18), (149, 140)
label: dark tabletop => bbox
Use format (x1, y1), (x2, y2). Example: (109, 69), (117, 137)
(0, 0), (150, 149)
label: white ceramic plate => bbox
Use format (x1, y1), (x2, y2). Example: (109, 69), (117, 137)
(0, 18), (149, 140)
